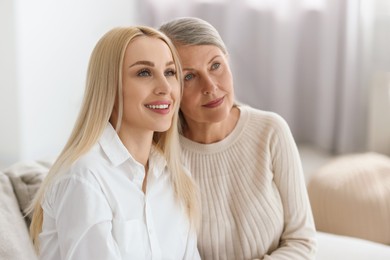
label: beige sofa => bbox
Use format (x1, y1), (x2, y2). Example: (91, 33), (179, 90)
(0, 160), (48, 260)
(1, 159), (390, 260)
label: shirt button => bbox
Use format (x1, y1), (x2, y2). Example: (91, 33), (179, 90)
(148, 229), (153, 234)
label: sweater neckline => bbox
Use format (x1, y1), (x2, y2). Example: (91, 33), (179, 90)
(179, 106), (249, 154)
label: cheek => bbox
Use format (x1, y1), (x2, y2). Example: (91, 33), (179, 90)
(181, 88), (197, 105)
(224, 71), (234, 90)
(170, 81), (181, 100)
(180, 92), (194, 112)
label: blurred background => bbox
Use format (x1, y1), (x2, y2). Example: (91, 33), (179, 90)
(1, 0), (389, 172)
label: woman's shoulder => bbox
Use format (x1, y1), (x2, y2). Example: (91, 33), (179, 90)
(43, 162), (105, 213)
(51, 145), (107, 191)
(239, 105), (289, 130)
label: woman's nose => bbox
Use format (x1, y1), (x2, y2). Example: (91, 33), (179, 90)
(202, 75), (217, 95)
(154, 76), (171, 95)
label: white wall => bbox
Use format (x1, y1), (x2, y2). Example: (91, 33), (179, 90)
(0, 0), (137, 167)
(0, 0), (20, 167)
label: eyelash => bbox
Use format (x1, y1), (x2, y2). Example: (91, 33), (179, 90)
(165, 69), (176, 77)
(184, 62), (221, 81)
(137, 68), (176, 77)
(184, 74), (194, 81)
(211, 62), (220, 70)
(137, 69), (151, 77)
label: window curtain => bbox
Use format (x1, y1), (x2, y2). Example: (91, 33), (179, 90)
(136, 0), (378, 155)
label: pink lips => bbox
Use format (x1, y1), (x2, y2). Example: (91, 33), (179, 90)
(144, 101), (172, 115)
(202, 96), (224, 108)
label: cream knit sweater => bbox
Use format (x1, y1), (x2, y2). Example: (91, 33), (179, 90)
(180, 105), (317, 260)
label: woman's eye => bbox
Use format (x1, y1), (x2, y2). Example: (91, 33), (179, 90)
(137, 69), (151, 77)
(165, 69), (176, 77)
(184, 73), (194, 81)
(211, 63), (220, 70)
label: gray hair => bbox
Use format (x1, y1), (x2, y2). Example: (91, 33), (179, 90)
(159, 17), (228, 54)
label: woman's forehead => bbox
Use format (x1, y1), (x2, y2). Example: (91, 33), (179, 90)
(124, 36), (173, 65)
(177, 45), (224, 65)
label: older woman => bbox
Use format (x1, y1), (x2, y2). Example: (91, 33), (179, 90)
(160, 17), (317, 260)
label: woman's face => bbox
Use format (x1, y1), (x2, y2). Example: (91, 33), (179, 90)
(176, 44), (234, 126)
(115, 36), (180, 134)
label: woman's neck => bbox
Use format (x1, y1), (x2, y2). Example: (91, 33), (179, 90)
(117, 129), (153, 167)
(183, 106), (240, 144)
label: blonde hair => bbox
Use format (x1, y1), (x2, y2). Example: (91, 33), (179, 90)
(29, 26), (199, 251)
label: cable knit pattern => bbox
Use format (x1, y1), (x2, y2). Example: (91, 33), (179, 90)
(180, 105), (317, 260)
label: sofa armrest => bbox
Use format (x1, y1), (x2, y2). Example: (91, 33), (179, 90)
(3, 160), (50, 226)
(0, 171), (38, 260)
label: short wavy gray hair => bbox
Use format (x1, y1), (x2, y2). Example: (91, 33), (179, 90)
(159, 17), (228, 54)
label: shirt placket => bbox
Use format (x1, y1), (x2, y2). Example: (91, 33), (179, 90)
(145, 191), (162, 259)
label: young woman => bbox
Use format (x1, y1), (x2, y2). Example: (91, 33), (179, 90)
(29, 26), (199, 260)
(160, 17), (317, 259)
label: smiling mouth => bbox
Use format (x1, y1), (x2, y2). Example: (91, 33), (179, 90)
(203, 96), (224, 108)
(145, 104), (170, 109)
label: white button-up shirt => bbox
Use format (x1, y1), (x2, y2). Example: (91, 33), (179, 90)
(39, 123), (200, 260)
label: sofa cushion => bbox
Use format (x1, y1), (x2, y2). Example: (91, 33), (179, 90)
(307, 152), (390, 245)
(0, 171), (38, 260)
(3, 160), (50, 226)
(316, 231), (390, 260)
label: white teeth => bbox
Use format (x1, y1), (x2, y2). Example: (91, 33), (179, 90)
(145, 104), (169, 109)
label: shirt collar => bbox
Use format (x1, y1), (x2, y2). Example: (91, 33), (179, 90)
(99, 123), (132, 167)
(99, 123), (167, 178)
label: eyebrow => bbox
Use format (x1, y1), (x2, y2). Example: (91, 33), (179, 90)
(208, 55), (221, 65)
(129, 60), (175, 68)
(182, 55), (221, 71)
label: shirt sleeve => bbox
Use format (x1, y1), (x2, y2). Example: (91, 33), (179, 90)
(264, 114), (317, 259)
(48, 173), (122, 260)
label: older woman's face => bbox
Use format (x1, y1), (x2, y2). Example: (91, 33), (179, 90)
(176, 44), (234, 125)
